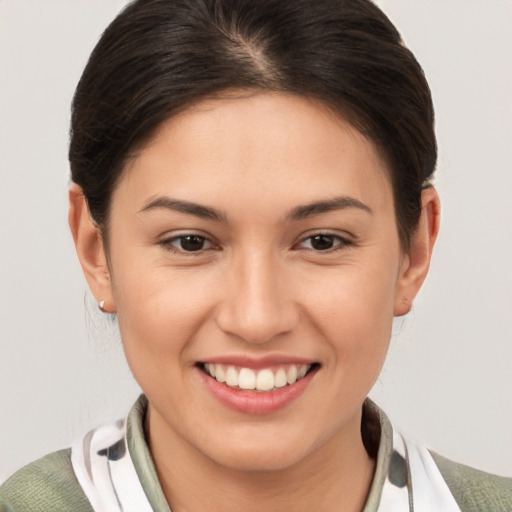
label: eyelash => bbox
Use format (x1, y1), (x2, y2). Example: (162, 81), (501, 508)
(296, 233), (353, 253)
(158, 232), (353, 255)
(158, 234), (216, 255)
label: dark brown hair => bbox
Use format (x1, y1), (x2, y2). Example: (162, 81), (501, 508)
(69, 0), (436, 249)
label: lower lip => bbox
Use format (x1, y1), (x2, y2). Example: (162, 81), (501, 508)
(198, 367), (317, 415)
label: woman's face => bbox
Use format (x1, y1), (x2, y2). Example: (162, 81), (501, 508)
(97, 92), (415, 471)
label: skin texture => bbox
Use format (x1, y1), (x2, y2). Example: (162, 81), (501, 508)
(69, 92), (440, 512)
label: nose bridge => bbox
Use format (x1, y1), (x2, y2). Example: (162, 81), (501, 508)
(216, 247), (298, 344)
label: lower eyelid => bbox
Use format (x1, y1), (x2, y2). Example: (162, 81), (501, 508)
(297, 234), (352, 250)
(157, 233), (353, 253)
(158, 234), (213, 252)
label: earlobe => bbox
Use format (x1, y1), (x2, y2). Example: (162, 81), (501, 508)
(394, 187), (440, 316)
(68, 183), (116, 313)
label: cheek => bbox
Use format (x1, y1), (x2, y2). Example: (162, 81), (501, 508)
(110, 257), (194, 342)
(302, 260), (398, 367)
(112, 273), (208, 405)
(109, 253), (227, 373)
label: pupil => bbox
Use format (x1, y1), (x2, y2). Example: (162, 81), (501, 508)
(181, 235), (204, 251)
(311, 235), (334, 250)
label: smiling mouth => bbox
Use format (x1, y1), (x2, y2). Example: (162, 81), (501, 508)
(199, 363), (319, 392)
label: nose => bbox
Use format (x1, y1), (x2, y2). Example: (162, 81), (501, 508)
(215, 252), (300, 344)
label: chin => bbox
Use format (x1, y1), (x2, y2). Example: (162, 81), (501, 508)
(204, 440), (310, 473)
(193, 421), (324, 473)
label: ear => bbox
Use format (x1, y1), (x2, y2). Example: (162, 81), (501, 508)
(394, 187), (440, 316)
(69, 183), (116, 313)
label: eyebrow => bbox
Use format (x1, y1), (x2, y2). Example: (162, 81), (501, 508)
(287, 196), (372, 221)
(138, 194), (371, 222)
(139, 197), (227, 222)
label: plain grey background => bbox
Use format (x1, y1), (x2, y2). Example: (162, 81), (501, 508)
(1, 0), (511, 481)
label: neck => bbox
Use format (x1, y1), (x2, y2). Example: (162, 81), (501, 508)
(146, 405), (376, 512)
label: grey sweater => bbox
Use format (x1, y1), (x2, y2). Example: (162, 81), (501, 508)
(1, 396), (511, 511)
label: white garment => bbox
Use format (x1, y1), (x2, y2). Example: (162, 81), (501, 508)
(71, 419), (153, 512)
(71, 417), (461, 512)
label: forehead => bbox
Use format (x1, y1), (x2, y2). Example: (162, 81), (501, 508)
(116, 92), (392, 217)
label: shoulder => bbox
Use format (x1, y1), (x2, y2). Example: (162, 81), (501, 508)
(431, 451), (512, 512)
(0, 449), (92, 512)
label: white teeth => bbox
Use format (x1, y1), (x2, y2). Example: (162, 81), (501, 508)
(286, 365), (298, 385)
(225, 366), (239, 387)
(256, 369), (275, 391)
(215, 364), (226, 382)
(239, 368), (256, 390)
(274, 368), (287, 388)
(297, 365), (308, 379)
(204, 363), (312, 392)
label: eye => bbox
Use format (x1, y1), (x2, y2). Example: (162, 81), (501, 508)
(161, 234), (213, 253)
(298, 233), (350, 252)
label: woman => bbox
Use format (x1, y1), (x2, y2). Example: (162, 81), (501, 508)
(1, 0), (510, 510)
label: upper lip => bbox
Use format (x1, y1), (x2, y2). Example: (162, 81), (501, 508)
(198, 354), (317, 369)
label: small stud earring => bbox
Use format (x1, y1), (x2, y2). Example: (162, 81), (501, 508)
(98, 300), (108, 313)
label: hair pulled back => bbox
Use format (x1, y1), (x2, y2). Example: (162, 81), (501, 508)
(69, 0), (436, 249)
